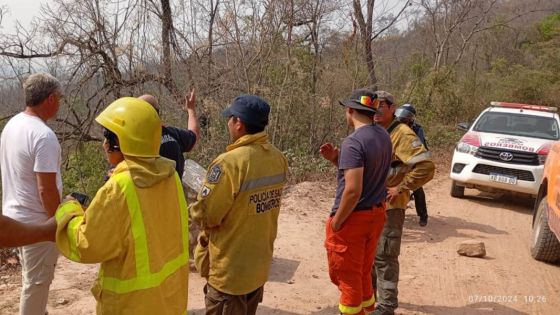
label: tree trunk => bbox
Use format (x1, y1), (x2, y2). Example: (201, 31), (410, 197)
(353, 0), (378, 89)
(160, 0), (175, 93)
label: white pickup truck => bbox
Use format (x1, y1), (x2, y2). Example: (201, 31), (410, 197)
(449, 102), (560, 198)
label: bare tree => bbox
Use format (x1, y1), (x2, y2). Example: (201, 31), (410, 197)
(420, 0), (499, 72)
(352, 0), (411, 89)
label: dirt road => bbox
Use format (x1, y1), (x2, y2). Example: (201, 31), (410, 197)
(1, 171), (559, 314)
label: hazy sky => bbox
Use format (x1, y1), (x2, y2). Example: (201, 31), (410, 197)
(1, 0), (409, 28)
(1, 0), (410, 34)
(0, 0), (46, 32)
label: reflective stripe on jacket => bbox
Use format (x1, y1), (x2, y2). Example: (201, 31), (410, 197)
(191, 131), (289, 295)
(55, 159), (189, 314)
(387, 120), (435, 209)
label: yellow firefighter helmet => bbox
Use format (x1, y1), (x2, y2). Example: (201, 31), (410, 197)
(95, 97), (162, 157)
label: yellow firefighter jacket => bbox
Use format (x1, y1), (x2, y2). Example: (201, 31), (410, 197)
(55, 157), (189, 315)
(386, 120), (435, 209)
(191, 131), (289, 295)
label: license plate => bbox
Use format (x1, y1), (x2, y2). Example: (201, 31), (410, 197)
(489, 173), (517, 185)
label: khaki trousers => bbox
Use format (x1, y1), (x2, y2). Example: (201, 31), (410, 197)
(18, 241), (59, 315)
(204, 284), (264, 315)
(372, 208), (405, 312)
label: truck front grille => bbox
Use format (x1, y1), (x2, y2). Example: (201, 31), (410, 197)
(475, 147), (539, 166)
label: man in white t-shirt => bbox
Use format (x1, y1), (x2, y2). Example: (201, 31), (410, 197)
(1, 72), (63, 315)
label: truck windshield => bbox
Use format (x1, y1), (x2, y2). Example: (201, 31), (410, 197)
(474, 112), (560, 140)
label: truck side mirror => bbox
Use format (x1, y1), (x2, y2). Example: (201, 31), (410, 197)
(457, 122), (470, 131)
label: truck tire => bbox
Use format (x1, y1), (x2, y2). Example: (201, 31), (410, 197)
(531, 197), (560, 263)
(450, 181), (465, 198)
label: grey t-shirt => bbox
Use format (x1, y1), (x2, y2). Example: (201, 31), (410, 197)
(331, 124), (392, 215)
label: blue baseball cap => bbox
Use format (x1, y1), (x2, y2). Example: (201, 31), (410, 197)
(221, 95), (270, 128)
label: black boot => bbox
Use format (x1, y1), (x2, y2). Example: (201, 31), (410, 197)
(419, 215), (428, 227)
(372, 305), (395, 315)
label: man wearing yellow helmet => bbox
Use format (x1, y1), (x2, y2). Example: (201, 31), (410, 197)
(54, 97), (190, 314)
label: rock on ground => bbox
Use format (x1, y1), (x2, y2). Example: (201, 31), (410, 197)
(457, 240), (486, 258)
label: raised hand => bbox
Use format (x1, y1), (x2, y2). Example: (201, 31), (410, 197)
(320, 143), (339, 163)
(183, 88), (196, 112)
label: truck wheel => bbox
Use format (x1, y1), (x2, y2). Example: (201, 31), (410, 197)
(531, 197), (560, 263)
(450, 181), (465, 198)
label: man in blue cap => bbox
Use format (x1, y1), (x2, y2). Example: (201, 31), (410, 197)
(191, 95), (289, 315)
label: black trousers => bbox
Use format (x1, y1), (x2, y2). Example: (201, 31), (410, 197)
(413, 187), (428, 218)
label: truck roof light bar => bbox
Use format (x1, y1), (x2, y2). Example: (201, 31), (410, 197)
(490, 101), (558, 113)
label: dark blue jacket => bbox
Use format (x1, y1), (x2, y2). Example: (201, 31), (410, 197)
(411, 122), (428, 150)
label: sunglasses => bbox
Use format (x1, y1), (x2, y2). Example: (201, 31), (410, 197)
(353, 95), (379, 110)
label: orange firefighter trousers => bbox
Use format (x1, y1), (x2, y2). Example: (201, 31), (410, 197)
(325, 205), (386, 315)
